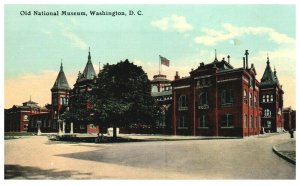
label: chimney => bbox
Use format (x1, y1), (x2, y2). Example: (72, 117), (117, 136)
(243, 57), (246, 69)
(175, 71), (180, 80)
(227, 55), (230, 63)
(245, 50), (249, 69)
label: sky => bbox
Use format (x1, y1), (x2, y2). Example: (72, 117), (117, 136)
(4, 4), (296, 109)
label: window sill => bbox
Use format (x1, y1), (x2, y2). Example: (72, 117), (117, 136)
(198, 127), (209, 129)
(178, 127), (188, 129)
(220, 126), (234, 129)
(178, 107), (188, 111)
(221, 103), (233, 107)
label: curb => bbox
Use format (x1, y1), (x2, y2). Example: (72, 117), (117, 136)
(272, 145), (296, 165)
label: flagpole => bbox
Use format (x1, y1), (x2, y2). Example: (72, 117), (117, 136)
(159, 55), (161, 75)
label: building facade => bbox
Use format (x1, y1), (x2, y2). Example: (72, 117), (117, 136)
(171, 50), (261, 137)
(69, 48), (100, 134)
(50, 62), (71, 132)
(5, 99), (50, 132)
(259, 57), (284, 133)
(149, 74), (173, 134)
(283, 107), (296, 131)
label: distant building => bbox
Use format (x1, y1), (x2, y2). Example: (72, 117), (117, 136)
(150, 74), (173, 134)
(259, 57), (284, 132)
(5, 99), (49, 132)
(283, 107), (296, 131)
(171, 50), (261, 137)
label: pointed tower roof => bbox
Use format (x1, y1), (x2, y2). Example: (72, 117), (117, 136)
(82, 47), (96, 80)
(260, 57), (279, 87)
(51, 61), (71, 91)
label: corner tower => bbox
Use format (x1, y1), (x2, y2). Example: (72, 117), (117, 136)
(51, 61), (71, 116)
(259, 56), (284, 132)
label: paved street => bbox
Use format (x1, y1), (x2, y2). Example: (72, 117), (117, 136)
(5, 132), (295, 179)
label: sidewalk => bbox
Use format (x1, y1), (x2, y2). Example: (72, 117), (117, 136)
(273, 140), (296, 164)
(118, 133), (241, 141)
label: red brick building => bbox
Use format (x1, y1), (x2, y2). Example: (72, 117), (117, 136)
(259, 57), (284, 133)
(283, 107), (296, 131)
(69, 48), (100, 134)
(51, 62), (71, 132)
(171, 50), (261, 137)
(5, 99), (50, 132)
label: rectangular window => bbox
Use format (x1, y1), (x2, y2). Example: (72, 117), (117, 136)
(266, 121), (272, 128)
(178, 116), (187, 128)
(250, 116), (253, 128)
(270, 95), (273, 102)
(221, 89), (233, 105)
(266, 95), (270, 102)
(221, 114), (234, 128)
(244, 114), (248, 128)
(178, 95), (188, 111)
(198, 115), (209, 128)
(262, 95), (265, 103)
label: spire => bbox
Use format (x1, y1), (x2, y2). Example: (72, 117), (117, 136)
(51, 61), (71, 91)
(260, 55), (279, 87)
(60, 59), (63, 71)
(88, 47), (91, 61)
(214, 49), (217, 61)
(81, 48), (96, 80)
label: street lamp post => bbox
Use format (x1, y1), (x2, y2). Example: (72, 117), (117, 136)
(37, 120), (42, 136)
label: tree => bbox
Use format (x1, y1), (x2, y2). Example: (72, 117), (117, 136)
(94, 59), (162, 139)
(67, 90), (94, 131)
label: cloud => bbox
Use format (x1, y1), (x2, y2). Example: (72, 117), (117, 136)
(195, 23), (295, 46)
(151, 14), (193, 33)
(151, 18), (169, 31)
(62, 30), (88, 50)
(4, 70), (77, 109)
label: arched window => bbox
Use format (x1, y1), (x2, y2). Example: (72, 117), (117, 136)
(249, 93), (252, 106)
(254, 95), (257, 107)
(243, 90), (247, 104)
(199, 92), (208, 106)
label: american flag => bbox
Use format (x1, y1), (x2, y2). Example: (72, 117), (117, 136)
(160, 55), (170, 67)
